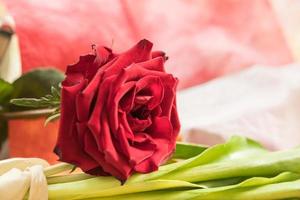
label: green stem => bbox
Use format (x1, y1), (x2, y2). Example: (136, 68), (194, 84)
(44, 162), (75, 177)
(159, 149), (300, 182)
(48, 178), (200, 200)
(75, 173), (300, 200)
(173, 142), (207, 160)
(47, 173), (94, 184)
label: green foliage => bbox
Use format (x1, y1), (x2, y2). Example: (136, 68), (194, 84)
(9, 68), (64, 111)
(173, 142), (207, 160)
(0, 79), (13, 107)
(10, 86), (62, 124)
(47, 136), (300, 200)
(44, 112), (61, 126)
(10, 86), (61, 109)
(0, 79), (13, 148)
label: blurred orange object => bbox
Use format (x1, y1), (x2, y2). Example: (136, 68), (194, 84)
(8, 117), (59, 164)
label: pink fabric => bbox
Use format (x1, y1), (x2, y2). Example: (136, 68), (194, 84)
(4, 0), (293, 89)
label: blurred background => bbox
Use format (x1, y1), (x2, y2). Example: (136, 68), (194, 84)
(1, 0), (300, 162)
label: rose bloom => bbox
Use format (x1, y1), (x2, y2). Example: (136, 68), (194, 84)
(55, 39), (180, 181)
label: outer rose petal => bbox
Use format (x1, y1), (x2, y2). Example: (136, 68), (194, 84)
(134, 138), (170, 173)
(139, 57), (165, 72)
(159, 76), (178, 117)
(56, 80), (99, 171)
(65, 46), (113, 85)
(85, 46), (114, 81)
(151, 51), (168, 61)
(170, 102), (180, 135)
(116, 125), (156, 166)
(122, 63), (172, 82)
(88, 73), (132, 180)
(100, 111), (132, 179)
(103, 39), (153, 79)
(65, 55), (95, 76)
(84, 130), (125, 178)
(76, 58), (116, 122)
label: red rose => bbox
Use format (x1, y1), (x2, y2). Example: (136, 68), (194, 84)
(55, 39), (180, 181)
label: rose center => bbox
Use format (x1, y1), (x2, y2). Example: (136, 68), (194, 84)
(130, 106), (150, 120)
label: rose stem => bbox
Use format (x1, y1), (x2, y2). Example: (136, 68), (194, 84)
(47, 173), (94, 184)
(44, 162), (75, 177)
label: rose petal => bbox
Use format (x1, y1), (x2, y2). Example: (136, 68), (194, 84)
(103, 39), (153, 79)
(94, 46), (114, 65)
(88, 76), (115, 149)
(139, 57), (165, 72)
(84, 57), (118, 93)
(119, 87), (136, 112)
(170, 103), (180, 136)
(100, 112), (132, 178)
(122, 63), (170, 83)
(76, 121), (87, 148)
(134, 138), (169, 173)
(76, 57), (117, 122)
(159, 76), (178, 117)
(66, 54), (95, 76)
(116, 126), (155, 166)
(100, 69), (129, 133)
(151, 51), (167, 61)
(65, 46), (113, 81)
(134, 95), (152, 105)
(83, 130), (125, 179)
(133, 116), (176, 172)
(86, 46), (114, 80)
(62, 73), (85, 88)
(108, 81), (135, 134)
(135, 76), (164, 110)
(127, 114), (152, 132)
(56, 80), (98, 171)
(148, 116), (173, 140)
(151, 106), (162, 116)
(119, 111), (134, 140)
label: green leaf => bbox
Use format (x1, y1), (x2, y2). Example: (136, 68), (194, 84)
(44, 113), (60, 126)
(173, 142), (207, 160)
(79, 172), (300, 200)
(187, 172), (300, 200)
(51, 86), (61, 99)
(47, 173), (94, 184)
(0, 78), (13, 105)
(161, 148), (300, 183)
(9, 68), (64, 111)
(127, 136), (267, 184)
(48, 172), (300, 200)
(10, 97), (60, 108)
(10, 80), (61, 111)
(48, 178), (202, 200)
(45, 136), (300, 200)
(10, 85), (62, 127)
